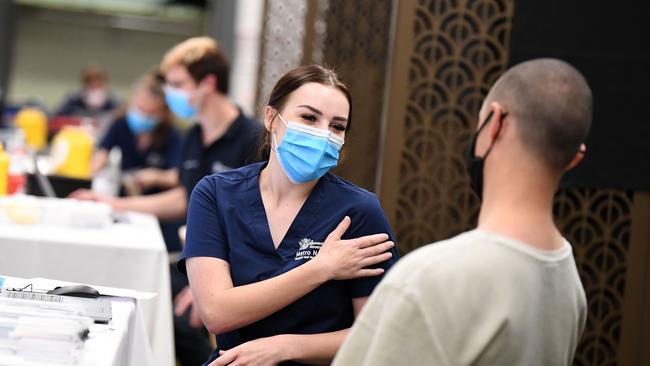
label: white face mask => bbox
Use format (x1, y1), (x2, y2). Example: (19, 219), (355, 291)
(84, 89), (108, 109)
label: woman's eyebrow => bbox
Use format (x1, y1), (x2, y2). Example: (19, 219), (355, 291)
(297, 105), (323, 115)
(298, 105), (348, 123)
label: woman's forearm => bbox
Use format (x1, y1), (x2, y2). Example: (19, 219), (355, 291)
(278, 329), (349, 365)
(188, 258), (333, 335)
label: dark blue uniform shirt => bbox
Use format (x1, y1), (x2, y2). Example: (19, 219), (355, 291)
(179, 162), (399, 365)
(99, 117), (182, 172)
(178, 112), (261, 196)
(99, 117), (183, 251)
(56, 91), (119, 117)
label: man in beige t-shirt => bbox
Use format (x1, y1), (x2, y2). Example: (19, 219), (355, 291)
(334, 58), (592, 366)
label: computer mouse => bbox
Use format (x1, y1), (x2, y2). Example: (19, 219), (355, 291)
(47, 285), (101, 298)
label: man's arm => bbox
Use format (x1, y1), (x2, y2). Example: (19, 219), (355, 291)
(112, 186), (187, 220)
(133, 167), (179, 190)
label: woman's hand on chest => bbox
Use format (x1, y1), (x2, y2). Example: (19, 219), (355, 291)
(311, 216), (395, 280)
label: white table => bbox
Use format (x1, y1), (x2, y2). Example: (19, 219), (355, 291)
(0, 276), (154, 366)
(82, 297), (153, 366)
(0, 198), (174, 366)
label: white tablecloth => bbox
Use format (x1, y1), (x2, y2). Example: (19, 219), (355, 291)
(0, 199), (174, 366)
(0, 275), (153, 366)
(82, 297), (153, 366)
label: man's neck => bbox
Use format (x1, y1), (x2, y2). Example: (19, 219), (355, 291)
(478, 173), (564, 251)
(198, 94), (240, 146)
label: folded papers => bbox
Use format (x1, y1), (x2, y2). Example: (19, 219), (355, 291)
(0, 297), (94, 365)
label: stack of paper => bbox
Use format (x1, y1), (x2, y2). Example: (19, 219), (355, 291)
(0, 297), (93, 365)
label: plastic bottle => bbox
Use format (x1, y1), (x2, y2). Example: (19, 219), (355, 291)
(3, 128), (27, 195)
(0, 144), (9, 196)
(91, 147), (121, 197)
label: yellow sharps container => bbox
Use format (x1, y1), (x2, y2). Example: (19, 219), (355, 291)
(15, 108), (47, 150)
(51, 126), (94, 179)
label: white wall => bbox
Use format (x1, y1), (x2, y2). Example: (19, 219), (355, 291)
(8, 11), (189, 111)
(229, 0), (264, 117)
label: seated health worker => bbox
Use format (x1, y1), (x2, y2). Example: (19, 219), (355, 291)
(93, 71), (183, 250)
(179, 65), (400, 366)
(92, 71), (182, 191)
(56, 64), (120, 118)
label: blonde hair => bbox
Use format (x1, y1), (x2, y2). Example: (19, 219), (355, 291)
(160, 37), (230, 93)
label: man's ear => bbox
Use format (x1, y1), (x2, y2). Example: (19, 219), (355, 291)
(565, 144), (586, 171)
(487, 101), (507, 141)
(200, 74), (218, 93)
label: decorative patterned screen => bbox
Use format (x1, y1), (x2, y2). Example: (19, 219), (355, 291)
(379, 1), (637, 365)
(394, 0), (514, 252)
(554, 188), (633, 366)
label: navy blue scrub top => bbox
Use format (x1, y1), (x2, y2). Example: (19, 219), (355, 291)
(178, 111), (261, 197)
(56, 91), (119, 117)
(99, 117), (182, 172)
(100, 117), (183, 251)
(179, 162), (399, 365)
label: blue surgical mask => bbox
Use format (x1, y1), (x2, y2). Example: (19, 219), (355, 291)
(164, 86), (197, 119)
(126, 108), (159, 135)
(273, 114), (344, 184)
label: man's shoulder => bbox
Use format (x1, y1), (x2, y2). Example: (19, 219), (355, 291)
(239, 112), (262, 127)
(192, 162), (262, 197)
(210, 162), (264, 183)
(388, 229), (582, 299)
(384, 230), (514, 291)
(182, 124), (202, 143)
(234, 112), (263, 136)
(404, 230), (485, 263)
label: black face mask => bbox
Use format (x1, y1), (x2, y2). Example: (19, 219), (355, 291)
(464, 110), (505, 200)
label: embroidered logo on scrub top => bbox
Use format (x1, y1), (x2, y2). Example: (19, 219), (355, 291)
(212, 161), (233, 174)
(295, 238), (323, 260)
(182, 160), (200, 170)
(146, 152), (164, 167)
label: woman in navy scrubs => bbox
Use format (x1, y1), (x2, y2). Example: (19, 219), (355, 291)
(180, 65), (399, 365)
(92, 72), (182, 194)
(92, 72), (184, 251)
